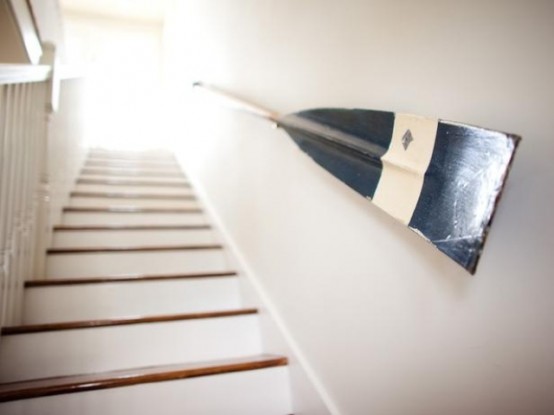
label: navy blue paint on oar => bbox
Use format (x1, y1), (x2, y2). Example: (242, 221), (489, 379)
(281, 109), (394, 198)
(193, 82), (521, 274)
(408, 122), (519, 273)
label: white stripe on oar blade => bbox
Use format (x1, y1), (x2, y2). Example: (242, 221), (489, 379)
(372, 113), (438, 224)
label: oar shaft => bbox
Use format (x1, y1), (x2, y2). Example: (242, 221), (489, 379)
(192, 82), (280, 123)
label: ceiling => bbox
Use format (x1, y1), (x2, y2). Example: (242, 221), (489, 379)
(59, 0), (168, 22)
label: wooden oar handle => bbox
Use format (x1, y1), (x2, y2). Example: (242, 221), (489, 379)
(192, 81), (280, 123)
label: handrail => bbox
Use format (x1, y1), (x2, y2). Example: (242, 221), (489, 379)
(7, 0), (43, 64)
(192, 82), (280, 123)
(191, 82), (520, 274)
(0, 64), (51, 85)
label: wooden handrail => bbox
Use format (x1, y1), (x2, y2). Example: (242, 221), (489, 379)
(192, 81), (280, 123)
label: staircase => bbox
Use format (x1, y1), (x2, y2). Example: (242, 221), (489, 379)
(0, 149), (292, 414)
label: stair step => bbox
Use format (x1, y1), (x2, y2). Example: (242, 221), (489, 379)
(77, 178), (190, 187)
(23, 275), (241, 323)
(26, 271), (238, 286)
(79, 175), (187, 184)
(62, 206), (202, 213)
(87, 152), (176, 160)
(86, 153), (177, 160)
(88, 149), (175, 157)
(81, 168), (184, 177)
(68, 197), (200, 213)
(0, 311), (261, 382)
(61, 211), (206, 226)
(70, 191), (195, 200)
(46, 249), (228, 278)
(53, 224), (211, 231)
(88, 146), (174, 154)
(85, 158), (177, 165)
(69, 197), (198, 208)
(85, 160), (180, 169)
(75, 183), (193, 194)
(4, 309), (257, 334)
(47, 244), (223, 254)
(0, 148), (292, 411)
(0, 355), (289, 411)
(52, 228), (215, 248)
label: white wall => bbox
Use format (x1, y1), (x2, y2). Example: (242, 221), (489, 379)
(0, 0), (30, 63)
(166, 1), (554, 414)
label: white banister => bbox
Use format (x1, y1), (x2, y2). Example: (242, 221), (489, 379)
(0, 57), (86, 330)
(0, 77), (48, 327)
(0, 65), (50, 85)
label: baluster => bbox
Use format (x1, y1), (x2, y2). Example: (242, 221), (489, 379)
(12, 83), (32, 323)
(0, 84), (7, 328)
(27, 83), (40, 279)
(9, 83), (24, 324)
(33, 82), (50, 279)
(4, 84), (17, 324)
(2, 84), (15, 326)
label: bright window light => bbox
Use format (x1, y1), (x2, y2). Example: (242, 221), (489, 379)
(63, 11), (167, 150)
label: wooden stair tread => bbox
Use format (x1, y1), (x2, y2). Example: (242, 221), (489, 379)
(0, 354), (287, 403)
(25, 271), (238, 287)
(53, 224), (211, 231)
(77, 178), (190, 187)
(62, 206), (201, 213)
(47, 244), (223, 254)
(1, 308), (258, 335)
(70, 191), (195, 200)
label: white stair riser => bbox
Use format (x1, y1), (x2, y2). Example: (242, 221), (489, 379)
(0, 367), (291, 415)
(85, 161), (179, 168)
(88, 150), (175, 156)
(61, 212), (206, 225)
(69, 197), (199, 208)
(74, 184), (193, 195)
(52, 229), (216, 247)
(80, 171), (184, 179)
(83, 162), (181, 169)
(0, 316), (261, 382)
(88, 150), (174, 156)
(24, 278), (241, 324)
(46, 250), (228, 278)
(85, 157), (178, 163)
(79, 175), (187, 184)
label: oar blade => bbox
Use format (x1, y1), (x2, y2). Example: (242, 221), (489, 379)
(280, 109), (520, 274)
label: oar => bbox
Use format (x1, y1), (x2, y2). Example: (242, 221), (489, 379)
(192, 82), (521, 274)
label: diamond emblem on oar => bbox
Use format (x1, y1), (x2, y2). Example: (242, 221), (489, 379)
(402, 129), (414, 150)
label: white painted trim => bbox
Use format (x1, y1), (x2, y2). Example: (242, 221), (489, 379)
(0, 64), (50, 85)
(181, 161), (342, 415)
